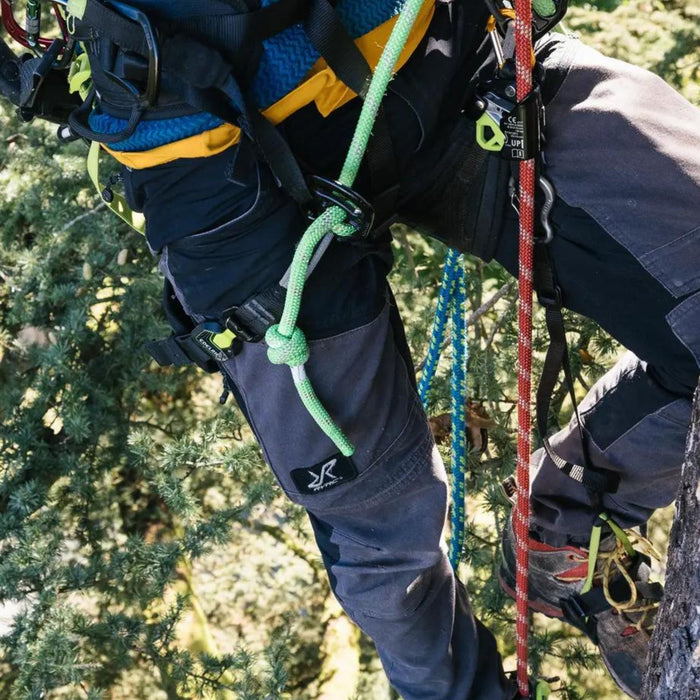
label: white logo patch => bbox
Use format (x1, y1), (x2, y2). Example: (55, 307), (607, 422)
(307, 458), (341, 491)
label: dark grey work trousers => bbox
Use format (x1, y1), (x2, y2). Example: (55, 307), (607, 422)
(123, 1), (700, 695)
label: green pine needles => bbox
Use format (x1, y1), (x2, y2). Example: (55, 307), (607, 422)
(0, 0), (696, 696)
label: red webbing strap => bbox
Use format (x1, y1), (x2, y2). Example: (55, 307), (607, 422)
(514, 0), (535, 694)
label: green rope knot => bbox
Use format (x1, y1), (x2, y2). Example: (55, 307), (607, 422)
(258, 0), (426, 458)
(265, 325), (310, 367)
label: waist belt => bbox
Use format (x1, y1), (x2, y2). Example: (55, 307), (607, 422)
(146, 283), (288, 372)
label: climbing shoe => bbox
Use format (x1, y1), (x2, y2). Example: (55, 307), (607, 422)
(499, 512), (663, 699)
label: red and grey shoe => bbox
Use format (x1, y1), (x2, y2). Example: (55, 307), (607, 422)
(499, 512), (663, 699)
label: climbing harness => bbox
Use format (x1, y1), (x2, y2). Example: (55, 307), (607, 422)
(145, 0), (434, 455)
(0, 2), (656, 696)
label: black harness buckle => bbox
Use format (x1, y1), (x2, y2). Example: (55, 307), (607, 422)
(103, 0), (160, 109)
(223, 307), (265, 343)
(308, 175), (375, 238)
(222, 284), (286, 344)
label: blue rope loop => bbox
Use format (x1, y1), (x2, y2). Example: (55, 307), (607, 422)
(449, 261), (468, 569)
(419, 250), (469, 570)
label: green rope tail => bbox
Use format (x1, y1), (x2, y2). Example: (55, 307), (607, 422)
(265, 0), (428, 456)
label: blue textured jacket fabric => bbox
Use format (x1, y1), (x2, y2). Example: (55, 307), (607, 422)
(90, 0), (404, 151)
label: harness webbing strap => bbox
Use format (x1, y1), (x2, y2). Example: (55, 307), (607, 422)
(145, 334), (219, 372)
(77, 0), (312, 67)
(304, 0), (372, 98)
(302, 0), (401, 216)
(245, 108), (314, 206)
(533, 242), (621, 500)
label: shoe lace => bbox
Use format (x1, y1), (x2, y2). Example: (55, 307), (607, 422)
(582, 514), (662, 634)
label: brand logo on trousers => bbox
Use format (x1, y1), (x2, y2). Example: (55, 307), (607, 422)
(291, 453), (358, 495)
(307, 459), (340, 491)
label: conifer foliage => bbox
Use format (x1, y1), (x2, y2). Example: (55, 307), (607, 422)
(0, 0), (697, 697)
(0, 108), (295, 698)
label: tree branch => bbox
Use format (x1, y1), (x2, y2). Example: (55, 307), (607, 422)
(60, 202), (107, 233)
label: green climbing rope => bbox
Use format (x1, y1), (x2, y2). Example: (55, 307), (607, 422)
(265, 0), (428, 456)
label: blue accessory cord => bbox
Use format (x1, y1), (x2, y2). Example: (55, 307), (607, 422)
(418, 249), (468, 570)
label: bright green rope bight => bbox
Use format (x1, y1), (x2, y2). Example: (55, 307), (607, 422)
(265, 0), (428, 456)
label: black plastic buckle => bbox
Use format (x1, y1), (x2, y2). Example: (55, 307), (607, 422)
(308, 175), (375, 239)
(223, 308), (263, 343)
(103, 0), (160, 108)
(532, 0), (568, 39)
(188, 322), (238, 363)
(17, 38), (64, 113)
(221, 286), (286, 344)
(536, 283), (562, 309)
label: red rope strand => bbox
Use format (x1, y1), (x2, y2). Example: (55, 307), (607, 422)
(514, 0), (535, 694)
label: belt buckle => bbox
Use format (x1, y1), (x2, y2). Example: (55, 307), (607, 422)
(223, 308), (264, 343)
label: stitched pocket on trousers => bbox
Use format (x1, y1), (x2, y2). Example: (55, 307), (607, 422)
(221, 304), (435, 511)
(161, 168), (302, 320)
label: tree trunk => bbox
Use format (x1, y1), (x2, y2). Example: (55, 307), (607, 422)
(641, 383), (700, 700)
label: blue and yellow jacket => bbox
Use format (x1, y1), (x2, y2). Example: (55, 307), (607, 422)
(93, 0), (435, 169)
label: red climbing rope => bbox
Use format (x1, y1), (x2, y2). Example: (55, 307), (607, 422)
(514, 0), (535, 694)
